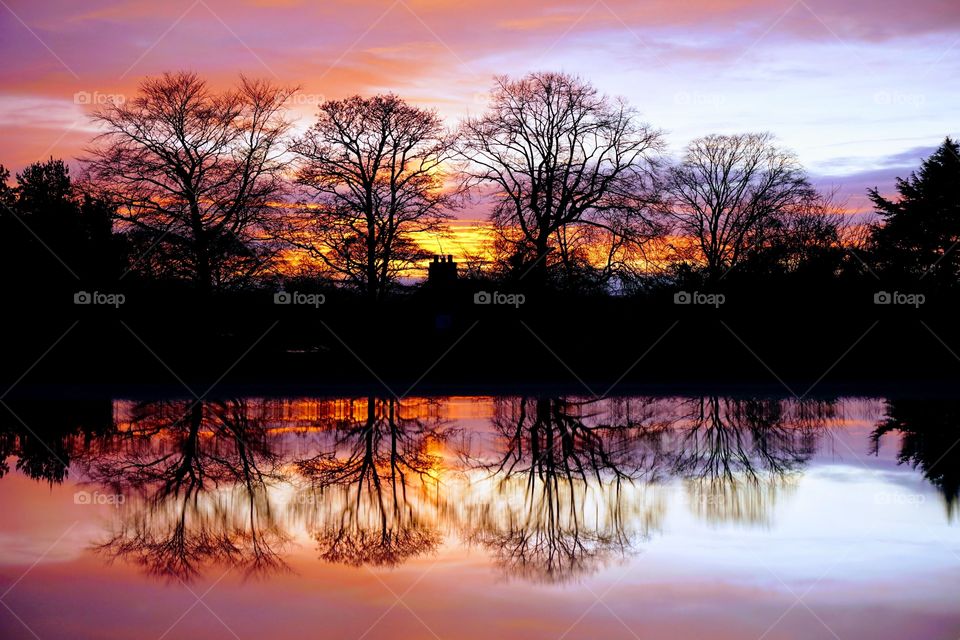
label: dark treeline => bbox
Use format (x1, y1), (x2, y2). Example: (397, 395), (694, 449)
(1, 71), (959, 387)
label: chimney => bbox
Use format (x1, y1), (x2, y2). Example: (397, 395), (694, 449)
(427, 254), (457, 286)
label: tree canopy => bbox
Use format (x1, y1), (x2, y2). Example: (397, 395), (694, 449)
(869, 137), (960, 288)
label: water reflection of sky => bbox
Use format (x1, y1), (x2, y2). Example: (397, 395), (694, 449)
(1, 395), (958, 639)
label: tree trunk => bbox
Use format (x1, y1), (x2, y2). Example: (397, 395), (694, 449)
(366, 208), (379, 302)
(190, 202), (212, 294)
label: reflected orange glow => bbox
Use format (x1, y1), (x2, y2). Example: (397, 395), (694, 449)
(1, 395), (959, 639)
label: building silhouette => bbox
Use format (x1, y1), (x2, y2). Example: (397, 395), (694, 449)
(428, 255), (457, 287)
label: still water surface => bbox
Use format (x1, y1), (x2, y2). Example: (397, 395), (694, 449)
(1, 395), (958, 639)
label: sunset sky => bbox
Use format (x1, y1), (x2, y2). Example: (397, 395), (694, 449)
(1, 0), (958, 218)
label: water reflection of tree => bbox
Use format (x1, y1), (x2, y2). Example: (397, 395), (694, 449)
(0, 394), (847, 583)
(294, 397), (446, 567)
(871, 399), (960, 518)
(460, 397), (665, 584)
(666, 397), (826, 526)
(80, 399), (290, 581)
(0, 399), (114, 483)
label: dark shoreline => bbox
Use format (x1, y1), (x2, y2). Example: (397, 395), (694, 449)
(5, 287), (960, 397)
(5, 379), (960, 401)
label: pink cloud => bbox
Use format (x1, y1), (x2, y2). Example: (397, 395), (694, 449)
(0, 0), (956, 188)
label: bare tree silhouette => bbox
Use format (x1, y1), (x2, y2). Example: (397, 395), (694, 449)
(458, 397), (665, 583)
(84, 72), (296, 291)
(0, 395), (891, 586)
(665, 397), (825, 525)
(662, 133), (817, 283)
(290, 95), (455, 300)
(457, 72), (664, 289)
(81, 399), (290, 581)
(294, 397), (448, 567)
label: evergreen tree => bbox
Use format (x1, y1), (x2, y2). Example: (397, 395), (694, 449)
(869, 138), (960, 287)
(1, 159), (124, 291)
